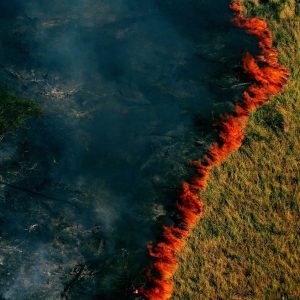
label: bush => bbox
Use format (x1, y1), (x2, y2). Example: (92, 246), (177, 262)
(0, 86), (41, 138)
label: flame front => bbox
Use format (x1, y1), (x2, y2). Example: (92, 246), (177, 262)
(138, 1), (290, 299)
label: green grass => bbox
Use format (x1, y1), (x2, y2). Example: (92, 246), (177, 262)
(173, 1), (300, 299)
(0, 85), (41, 139)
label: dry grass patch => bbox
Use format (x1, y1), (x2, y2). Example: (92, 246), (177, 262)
(173, 1), (300, 299)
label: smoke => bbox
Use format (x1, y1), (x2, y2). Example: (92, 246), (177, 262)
(0, 0), (260, 299)
(139, 1), (290, 299)
(3, 246), (65, 300)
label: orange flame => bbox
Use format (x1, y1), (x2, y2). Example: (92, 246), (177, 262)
(138, 1), (289, 299)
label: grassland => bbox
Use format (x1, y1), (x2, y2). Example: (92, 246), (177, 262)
(173, 1), (300, 299)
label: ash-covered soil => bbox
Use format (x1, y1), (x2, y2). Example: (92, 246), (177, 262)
(0, 1), (257, 299)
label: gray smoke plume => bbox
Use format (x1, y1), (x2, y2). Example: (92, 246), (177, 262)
(0, 1), (257, 299)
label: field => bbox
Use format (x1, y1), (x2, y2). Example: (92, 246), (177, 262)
(173, 1), (300, 299)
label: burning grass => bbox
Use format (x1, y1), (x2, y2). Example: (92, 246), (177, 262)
(173, 0), (300, 299)
(137, 0), (295, 298)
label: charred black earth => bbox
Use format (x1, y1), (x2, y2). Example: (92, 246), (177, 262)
(0, 1), (256, 299)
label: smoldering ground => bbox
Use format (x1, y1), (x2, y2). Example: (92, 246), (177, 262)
(0, 0), (257, 299)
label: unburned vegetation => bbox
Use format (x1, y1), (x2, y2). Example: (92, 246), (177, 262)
(173, 1), (300, 299)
